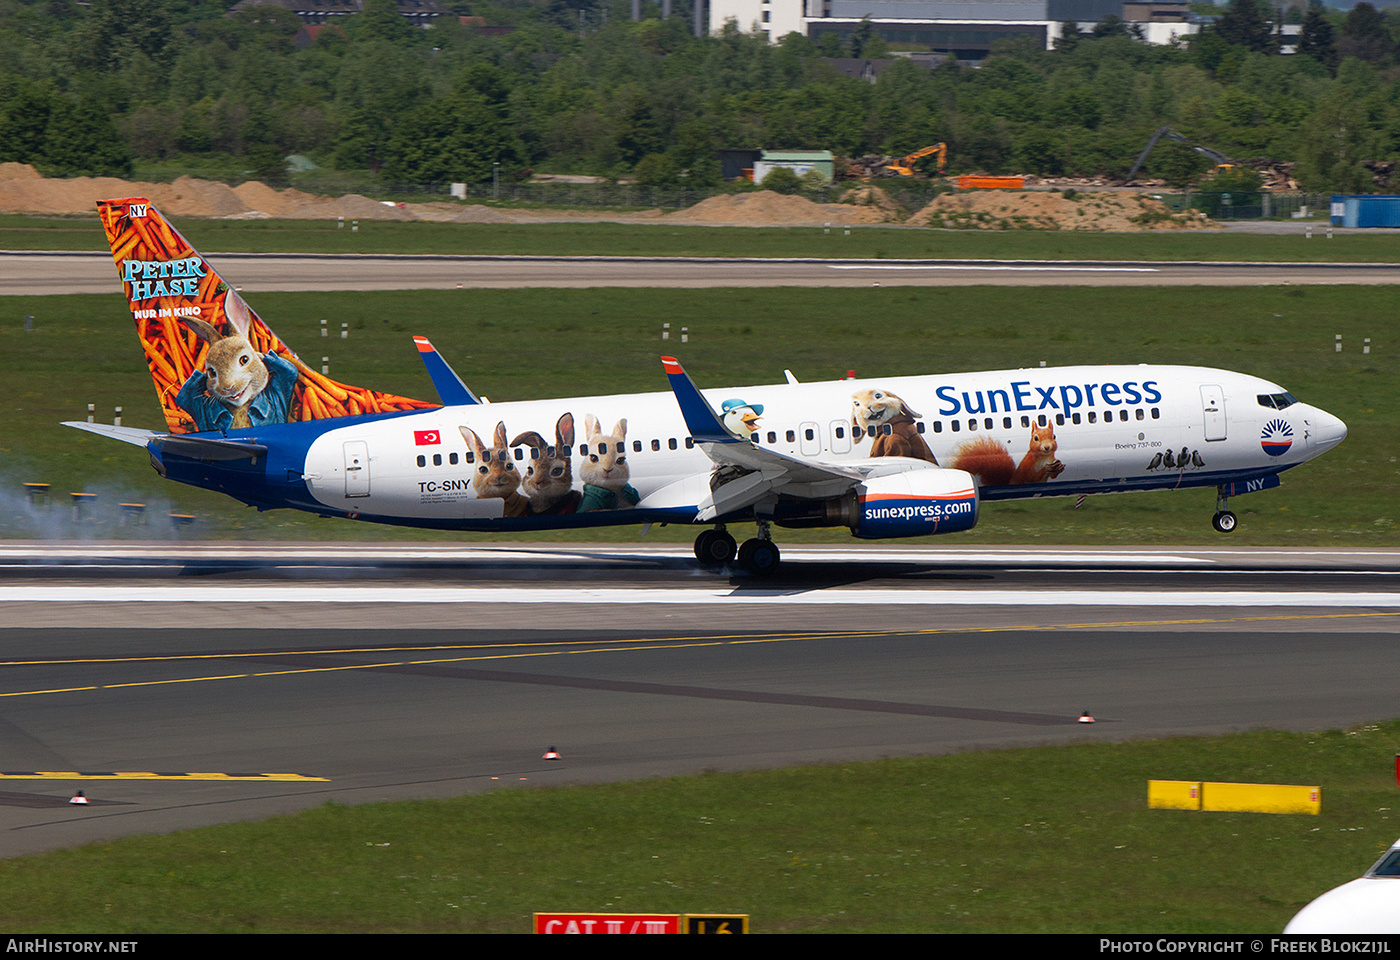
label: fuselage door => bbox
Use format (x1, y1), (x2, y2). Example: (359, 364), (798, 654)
(344, 440), (370, 497)
(1201, 385), (1227, 442)
(799, 421), (822, 456)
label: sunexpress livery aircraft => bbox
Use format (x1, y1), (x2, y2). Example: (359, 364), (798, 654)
(67, 198), (1348, 575)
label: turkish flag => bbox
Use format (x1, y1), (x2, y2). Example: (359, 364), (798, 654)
(414, 430), (440, 446)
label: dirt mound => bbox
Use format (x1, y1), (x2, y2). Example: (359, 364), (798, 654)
(837, 185), (907, 220)
(150, 176), (248, 218)
(321, 194), (416, 221)
(908, 190), (1211, 231)
(667, 190), (895, 226)
(233, 181), (333, 219)
(0, 168), (254, 217)
(0, 163), (42, 181)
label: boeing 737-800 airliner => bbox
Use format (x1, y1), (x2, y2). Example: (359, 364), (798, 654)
(65, 198), (1348, 574)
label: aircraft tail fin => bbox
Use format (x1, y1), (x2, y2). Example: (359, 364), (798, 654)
(97, 198), (435, 435)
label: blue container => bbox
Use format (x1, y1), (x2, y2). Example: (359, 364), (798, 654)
(1330, 195), (1400, 228)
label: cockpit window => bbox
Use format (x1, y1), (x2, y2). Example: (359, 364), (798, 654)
(1257, 393), (1298, 410)
(1368, 849), (1400, 878)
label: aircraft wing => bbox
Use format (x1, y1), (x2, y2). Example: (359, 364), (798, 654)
(659, 357), (896, 521)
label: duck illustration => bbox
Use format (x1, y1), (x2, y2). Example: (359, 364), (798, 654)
(721, 399), (764, 440)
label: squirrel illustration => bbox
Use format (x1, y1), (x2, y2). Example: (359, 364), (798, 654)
(949, 422), (1065, 487)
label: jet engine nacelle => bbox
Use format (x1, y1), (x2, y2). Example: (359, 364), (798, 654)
(851, 467), (979, 539)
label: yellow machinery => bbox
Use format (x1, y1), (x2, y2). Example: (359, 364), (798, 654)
(885, 143), (947, 178)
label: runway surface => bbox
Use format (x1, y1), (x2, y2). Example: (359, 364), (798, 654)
(7, 251), (1400, 295)
(0, 542), (1397, 859)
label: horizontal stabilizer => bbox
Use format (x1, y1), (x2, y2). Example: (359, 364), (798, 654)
(413, 336), (479, 406)
(61, 421), (158, 447)
(153, 435), (268, 462)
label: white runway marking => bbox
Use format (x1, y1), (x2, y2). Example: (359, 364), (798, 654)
(3, 585), (1396, 607)
(826, 264), (1160, 273)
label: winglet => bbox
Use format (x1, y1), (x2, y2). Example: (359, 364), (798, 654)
(413, 336), (479, 406)
(661, 357), (737, 444)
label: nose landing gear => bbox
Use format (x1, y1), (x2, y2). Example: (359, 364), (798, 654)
(1212, 487), (1237, 533)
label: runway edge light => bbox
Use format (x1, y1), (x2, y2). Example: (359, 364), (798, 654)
(543, 746), (560, 761)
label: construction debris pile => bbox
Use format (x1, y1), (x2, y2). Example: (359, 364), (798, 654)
(0, 165), (1211, 230)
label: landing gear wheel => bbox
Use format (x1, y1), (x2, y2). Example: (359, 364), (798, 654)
(737, 538), (780, 576)
(1212, 510), (1238, 533)
(694, 529), (737, 565)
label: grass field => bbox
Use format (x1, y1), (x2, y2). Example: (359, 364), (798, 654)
(2, 721), (1399, 933)
(0, 212), (1391, 262)
(4, 284), (1395, 546)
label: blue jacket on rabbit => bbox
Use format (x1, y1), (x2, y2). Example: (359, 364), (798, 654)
(176, 352), (299, 433)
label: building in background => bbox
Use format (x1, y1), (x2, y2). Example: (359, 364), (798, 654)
(708, 0), (1200, 56)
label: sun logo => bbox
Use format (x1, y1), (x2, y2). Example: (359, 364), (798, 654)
(1260, 418), (1294, 457)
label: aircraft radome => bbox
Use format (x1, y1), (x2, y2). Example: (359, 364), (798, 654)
(66, 199), (1348, 575)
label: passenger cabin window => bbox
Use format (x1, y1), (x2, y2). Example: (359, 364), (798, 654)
(668, 438), (678, 450)
(416, 455), (426, 468)
(633, 440), (642, 452)
(685, 438), (694, 448)
(932, 421), (943, 433)
(433, 454), (442, 466)
(651, 439), (660, 452)
(786, 430), (796, 443)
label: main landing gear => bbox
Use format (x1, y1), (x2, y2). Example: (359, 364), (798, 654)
(693, 522), (781, 575)
(1212, 487), (1238, 534)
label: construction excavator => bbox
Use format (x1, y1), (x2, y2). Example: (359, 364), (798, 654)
(1127, 127), (1233, 182)
(884, 143), (947, 178)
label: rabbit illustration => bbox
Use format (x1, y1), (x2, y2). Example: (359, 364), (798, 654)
(174, 317), (297, 432)
(510, 412), (581, 515)
(460, 421), (528, 518)
(577, 415), (639, 512)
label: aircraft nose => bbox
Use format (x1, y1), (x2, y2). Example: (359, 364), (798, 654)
(1311, 409), (1347, 452)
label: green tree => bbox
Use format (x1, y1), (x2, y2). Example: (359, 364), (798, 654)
(1215, 0), (1275, 54)
(759, 166), (802, 194)
(1298, 7), (1340, 74)
(1338, 2), (1391, 66)
(41, 97), (134, 177)
(382, 89), (522, 183)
